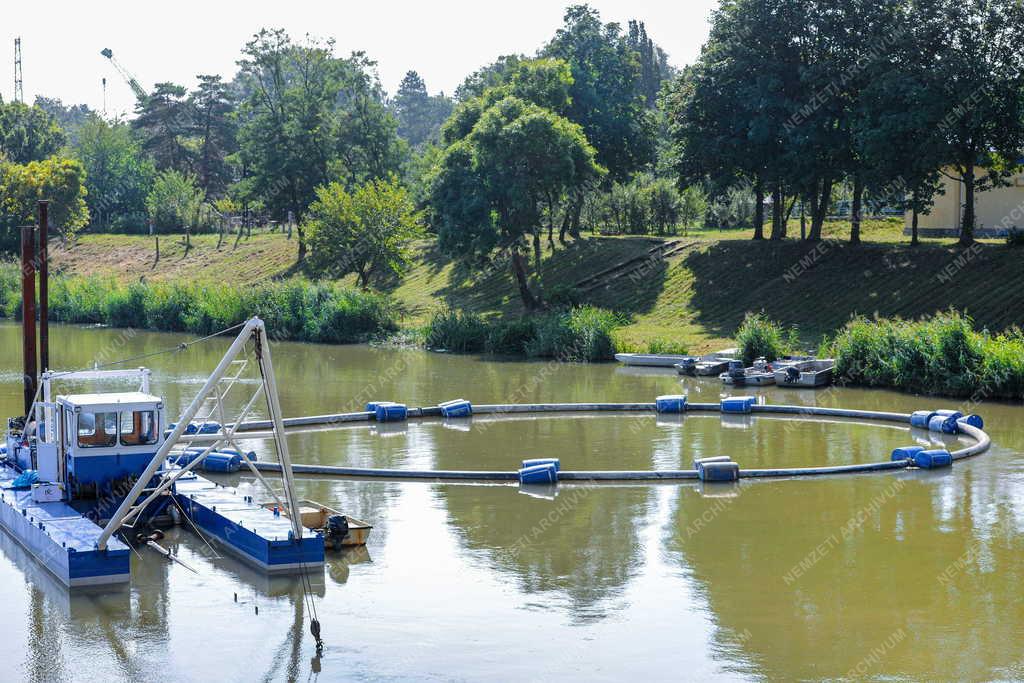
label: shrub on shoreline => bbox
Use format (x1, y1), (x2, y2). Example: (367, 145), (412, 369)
(0, 265), (398, 343)
(735, 312), (797, 363)
(424, 305), (623, 361)
(824, 311), (1024, 398)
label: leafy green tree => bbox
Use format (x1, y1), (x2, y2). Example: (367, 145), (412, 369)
(190, 75), (237, 198)
(678, 185), (707, 234)
(664, 0), (806, 241)
(145, 169), (204, 232)
(0, 102), (66, 164)
(331, 53), (409, 186)
(430, 96), (605, 309)
(73, 115), (155, 231)
(855, 2), (945, 246)
(607, 179), (647, 234)
(235, 29), (406, 260)
(543, 5), (654, 181)
(132, 82), (194, 173)
(627, 20), (674, 109)
(454, 55), (525, 102)
(646, 177), (681, 235)
(33, 97), (93, 146)
(392, 71), (454, 147)
(306, 177), (424, 287)
(0, 156), (89, 251)
(921, 0), (1024, 244)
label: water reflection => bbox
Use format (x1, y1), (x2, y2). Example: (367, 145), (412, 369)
(0, 322), (1022, 681)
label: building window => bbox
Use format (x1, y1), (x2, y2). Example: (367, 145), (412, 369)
(120, 410), (159, 446)
(77, 412), (118, 448)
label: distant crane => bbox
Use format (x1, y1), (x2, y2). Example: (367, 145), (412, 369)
(100, 47), (148, 106)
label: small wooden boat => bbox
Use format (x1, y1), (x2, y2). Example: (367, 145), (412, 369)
(262, 499), (372, 549)
(774, 359), (836, 388)
(615, 353), (695, 368)
(720, 358), (776, 386)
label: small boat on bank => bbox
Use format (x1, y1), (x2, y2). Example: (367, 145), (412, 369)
(264, 500), (373, 550)
(720, 358), (776, 386)
(774, 359), (836, 388)
(614, 353), (695, 368)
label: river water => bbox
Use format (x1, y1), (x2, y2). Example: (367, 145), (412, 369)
(0, 322), (1020, 682)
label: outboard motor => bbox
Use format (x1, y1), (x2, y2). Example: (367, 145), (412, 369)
(325, 514), (350, 549)
(785, 366), (801, 383)
(727, 359), (746, 385)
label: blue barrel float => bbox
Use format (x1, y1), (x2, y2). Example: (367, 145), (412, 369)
(914, 449), (952, 469)
(928, 413), (960, 434)
(698, 460), (740, 482)
(891, 446), (925, 462)
(656, 395), (687, 414)
(910, 410), (937, 429)
(439, 399), (473, 418)
(519, 462), (558, 484)
(721, 396), (756, 414)
(373, 402), (408, 422)
(201, 451), (242, 473)
(960, 414), (984, 429)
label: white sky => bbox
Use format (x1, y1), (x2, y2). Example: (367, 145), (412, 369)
(2, 0), (715, 117)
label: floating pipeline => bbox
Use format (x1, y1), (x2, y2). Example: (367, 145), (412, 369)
(240, 399), (992, 484)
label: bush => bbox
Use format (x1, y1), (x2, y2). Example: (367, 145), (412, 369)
(485, 318), (537, 355)
(525, 306), (622, 362)
(0, 263), (398, 343)
(825, 310), (1024, 398)
(104, 282), (148, 328)
(424, 308), (489, 353)
(735, 312), (792, 363)
(424, 304), (623, 360)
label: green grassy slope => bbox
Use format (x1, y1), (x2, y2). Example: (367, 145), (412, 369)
(49, 224), (1022, 352)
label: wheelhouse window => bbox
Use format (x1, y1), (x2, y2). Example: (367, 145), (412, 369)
(120, 410), (159, 446)
(77, 412), (118, 448)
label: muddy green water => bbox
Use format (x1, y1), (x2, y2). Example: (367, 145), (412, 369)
(0, 322), (1021, 682)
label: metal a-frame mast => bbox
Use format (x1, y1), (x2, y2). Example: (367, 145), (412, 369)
(96, 317), (304, 550)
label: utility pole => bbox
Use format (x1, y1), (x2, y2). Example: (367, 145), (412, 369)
(14, 37), (23, 103)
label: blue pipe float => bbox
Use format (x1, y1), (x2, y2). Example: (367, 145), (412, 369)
(237, 398), (991, 485)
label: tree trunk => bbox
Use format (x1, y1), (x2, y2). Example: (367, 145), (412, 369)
(800, 198), (806, 240)
(769, 185), (785, 240)
(297, 225), (306, 261)
(532, 231), (542, 274)
(570, 193), (583, 239)
(511, 250), (539, 311)
(808, 177), (831, 241)
(753, 177), (765, 240)
(911, 203), (919, 246)
(850, 174), (863, 245)
(558, 208), (571, 245)
(960, 164), (975, 245)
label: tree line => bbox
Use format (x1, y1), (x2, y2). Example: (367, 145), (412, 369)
(3, 1), (1023, 311)
(668, 0), (1024, 246)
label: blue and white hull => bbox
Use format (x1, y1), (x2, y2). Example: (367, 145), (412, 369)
(0, 465), (131, 587)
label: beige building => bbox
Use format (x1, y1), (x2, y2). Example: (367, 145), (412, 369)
(905, 168), (1024, 237)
